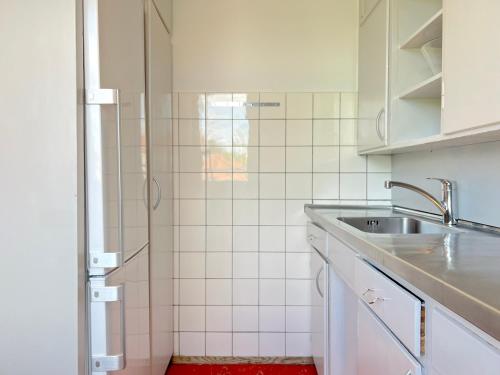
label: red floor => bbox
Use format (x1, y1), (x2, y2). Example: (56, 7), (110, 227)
(166, 364), (317, 375)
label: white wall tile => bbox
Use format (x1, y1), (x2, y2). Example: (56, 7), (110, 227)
(179, 93), (205, 119)
(233, 173), (259, 199)
(313, 93), (340, 119)
(286, 147), (312, 172)
(206, 306), (232, 332)
(260, 173), (285, 199)
(179, 200), (205, 225)
(286, 280), (311, 305)
(233, 333), (259, 356)
(233, 226), (259, 252)
(206, 333), (232, 356)
(178, 119), (205, 145)
(340, 92), (358, 118)
(313, 173), (340, 200)
(234, 119), (259, 146)
(340, 174), (367, 200)
(286, 173), (312, 199)
(179, 306), (205, 331)
(172, 92), (179, 118)
(259, 306), (285, 332)
(179, 146), (205, 172)
(260, 93), (285, 119)
(287, 119), (313, 146)
(259, 253), (285, 278)
(179, 226), (206, 252)
(367, 155), (391, 172)
(206, 279), (232, 305)
(180, 253), (205, 278)
(207, 174), (232, 199)
(206, 252), (232, 278)
(313, 146), (339, 172)
(234, 147), (259, 173)
(233, 252), (258, 278)
(259, 279), (285, 305)
(286, 306), (311, 333)
(313, 119), (339, 145)
(206, 119), (232, 146)
(260, 120), (285, 146)
(286, 200), (311, 226)
(340, 146), (366, 172)
(207, 93), (232, 119)
(286, 93), (313, 119)
(233, 279), (258, 305)
(286, 333), (312, 356)
(179, 279), (205, 305)
(207, 199), (232, 225)
(233, 306), (259, 332)
(233, 93), (259, 120)
(259, 226), (285, 252)
(260, 333), (285, 356)
(286, 253), (311, 279)
(180, 332), (205, 356)
(260, 147), (286, 172)
(367, 173), (392, 200)
(207, 226), (232, 252)
(179, 173), (205, 198)
(233, 200), (259, 225)
(286, 226), (309, 253)
(339, 119), (357, 145)
(260, 200), (286, 225)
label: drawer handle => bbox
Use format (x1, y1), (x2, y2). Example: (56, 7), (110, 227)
(368, 296), (389, 305)
(315, 267), (324, 298)
(308, 234), (317, 241)
(362, 288), (375, 296)
(404, 371), (412, 375)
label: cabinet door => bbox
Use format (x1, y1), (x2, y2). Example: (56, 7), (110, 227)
(360, 0), (381, 22)
(311, 249), (328, 375)
(358, 302), (422, 375)
(442, 0), (500, 134)
(357, 0), (388, 152)
(147, 1), (174, 374)
(153, 0), (173, 32)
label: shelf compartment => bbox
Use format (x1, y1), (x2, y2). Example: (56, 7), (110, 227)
(398, 73), (442, 99)
(400, 9), (443, 49)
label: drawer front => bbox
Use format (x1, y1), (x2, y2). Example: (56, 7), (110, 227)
(355, 258), (422, 357)
(431, 308), (500, 375)
(328, 235), (356, 289)
(307, 222), (328, 257)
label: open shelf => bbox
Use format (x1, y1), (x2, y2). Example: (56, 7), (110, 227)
(398, 73), (442, 99)
(400, 9), (443, 49)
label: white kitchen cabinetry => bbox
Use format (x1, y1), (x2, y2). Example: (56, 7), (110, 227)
(357, 0), (388, 152)
(441, 0), (500, 135)
(358, 302), (422, 375)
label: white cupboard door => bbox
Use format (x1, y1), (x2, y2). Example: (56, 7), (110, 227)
(442, 0), (500, 134)
(357, 0), (388, 152)
(147, 1), (174, 374)
(358, 302), (422, 375)
(311, 249), (328, 375)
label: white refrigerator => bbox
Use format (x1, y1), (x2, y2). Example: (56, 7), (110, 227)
(84, 0), (173, 374)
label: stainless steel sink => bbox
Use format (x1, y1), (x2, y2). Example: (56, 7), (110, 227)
(337, 216), (460, 235)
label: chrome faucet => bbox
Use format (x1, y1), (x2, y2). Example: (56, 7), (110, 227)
(384, 178), (457, 226)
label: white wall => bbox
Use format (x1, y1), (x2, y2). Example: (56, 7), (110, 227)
(392, 142), (500, 227)
(0, 1), (84, 374)
(173, 0), (358, 92)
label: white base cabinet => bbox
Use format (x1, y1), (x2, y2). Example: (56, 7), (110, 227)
(311, 248), (329, 375)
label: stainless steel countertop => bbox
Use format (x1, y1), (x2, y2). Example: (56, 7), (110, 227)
(305, 204), (500, 342)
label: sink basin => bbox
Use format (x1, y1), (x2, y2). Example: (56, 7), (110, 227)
(337, 216), (459, 235)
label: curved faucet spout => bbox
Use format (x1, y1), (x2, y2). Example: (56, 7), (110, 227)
(384, 179), (457, 226)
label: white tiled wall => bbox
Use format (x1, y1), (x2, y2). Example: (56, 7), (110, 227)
(172, 92), (391, 357)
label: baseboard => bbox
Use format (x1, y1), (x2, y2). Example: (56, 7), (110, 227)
(172, 356), (314, 365)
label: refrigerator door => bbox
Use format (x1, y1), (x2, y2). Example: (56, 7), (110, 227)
(88, 247), (150, 375)
(147, 2), (174, 374)
(84, 0), (149, 277)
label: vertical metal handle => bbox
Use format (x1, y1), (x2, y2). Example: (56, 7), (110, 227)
(315, 267), (324, 298)
(153, 177), (162, 210)
(375, 108), (385, 141)
(115, 90), (125, 268)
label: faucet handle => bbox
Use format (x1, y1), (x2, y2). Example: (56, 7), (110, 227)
(426, 177), (453, 189)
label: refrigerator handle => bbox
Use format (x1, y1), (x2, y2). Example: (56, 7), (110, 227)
(86, 88), (125, 269)
(90, 283), (127, 372)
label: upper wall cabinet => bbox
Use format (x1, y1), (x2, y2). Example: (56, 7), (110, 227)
(441, 0), (500, 135)
(153, 0), (172, 33)
(357, 0), (388, 152)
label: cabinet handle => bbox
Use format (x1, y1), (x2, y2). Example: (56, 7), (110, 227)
(153, 176), (162, 210)
(404, 371), (412, 375)
(362, 288), (375, 296)
(375, 108), (385, 141)
(315, 267), (324, 298)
